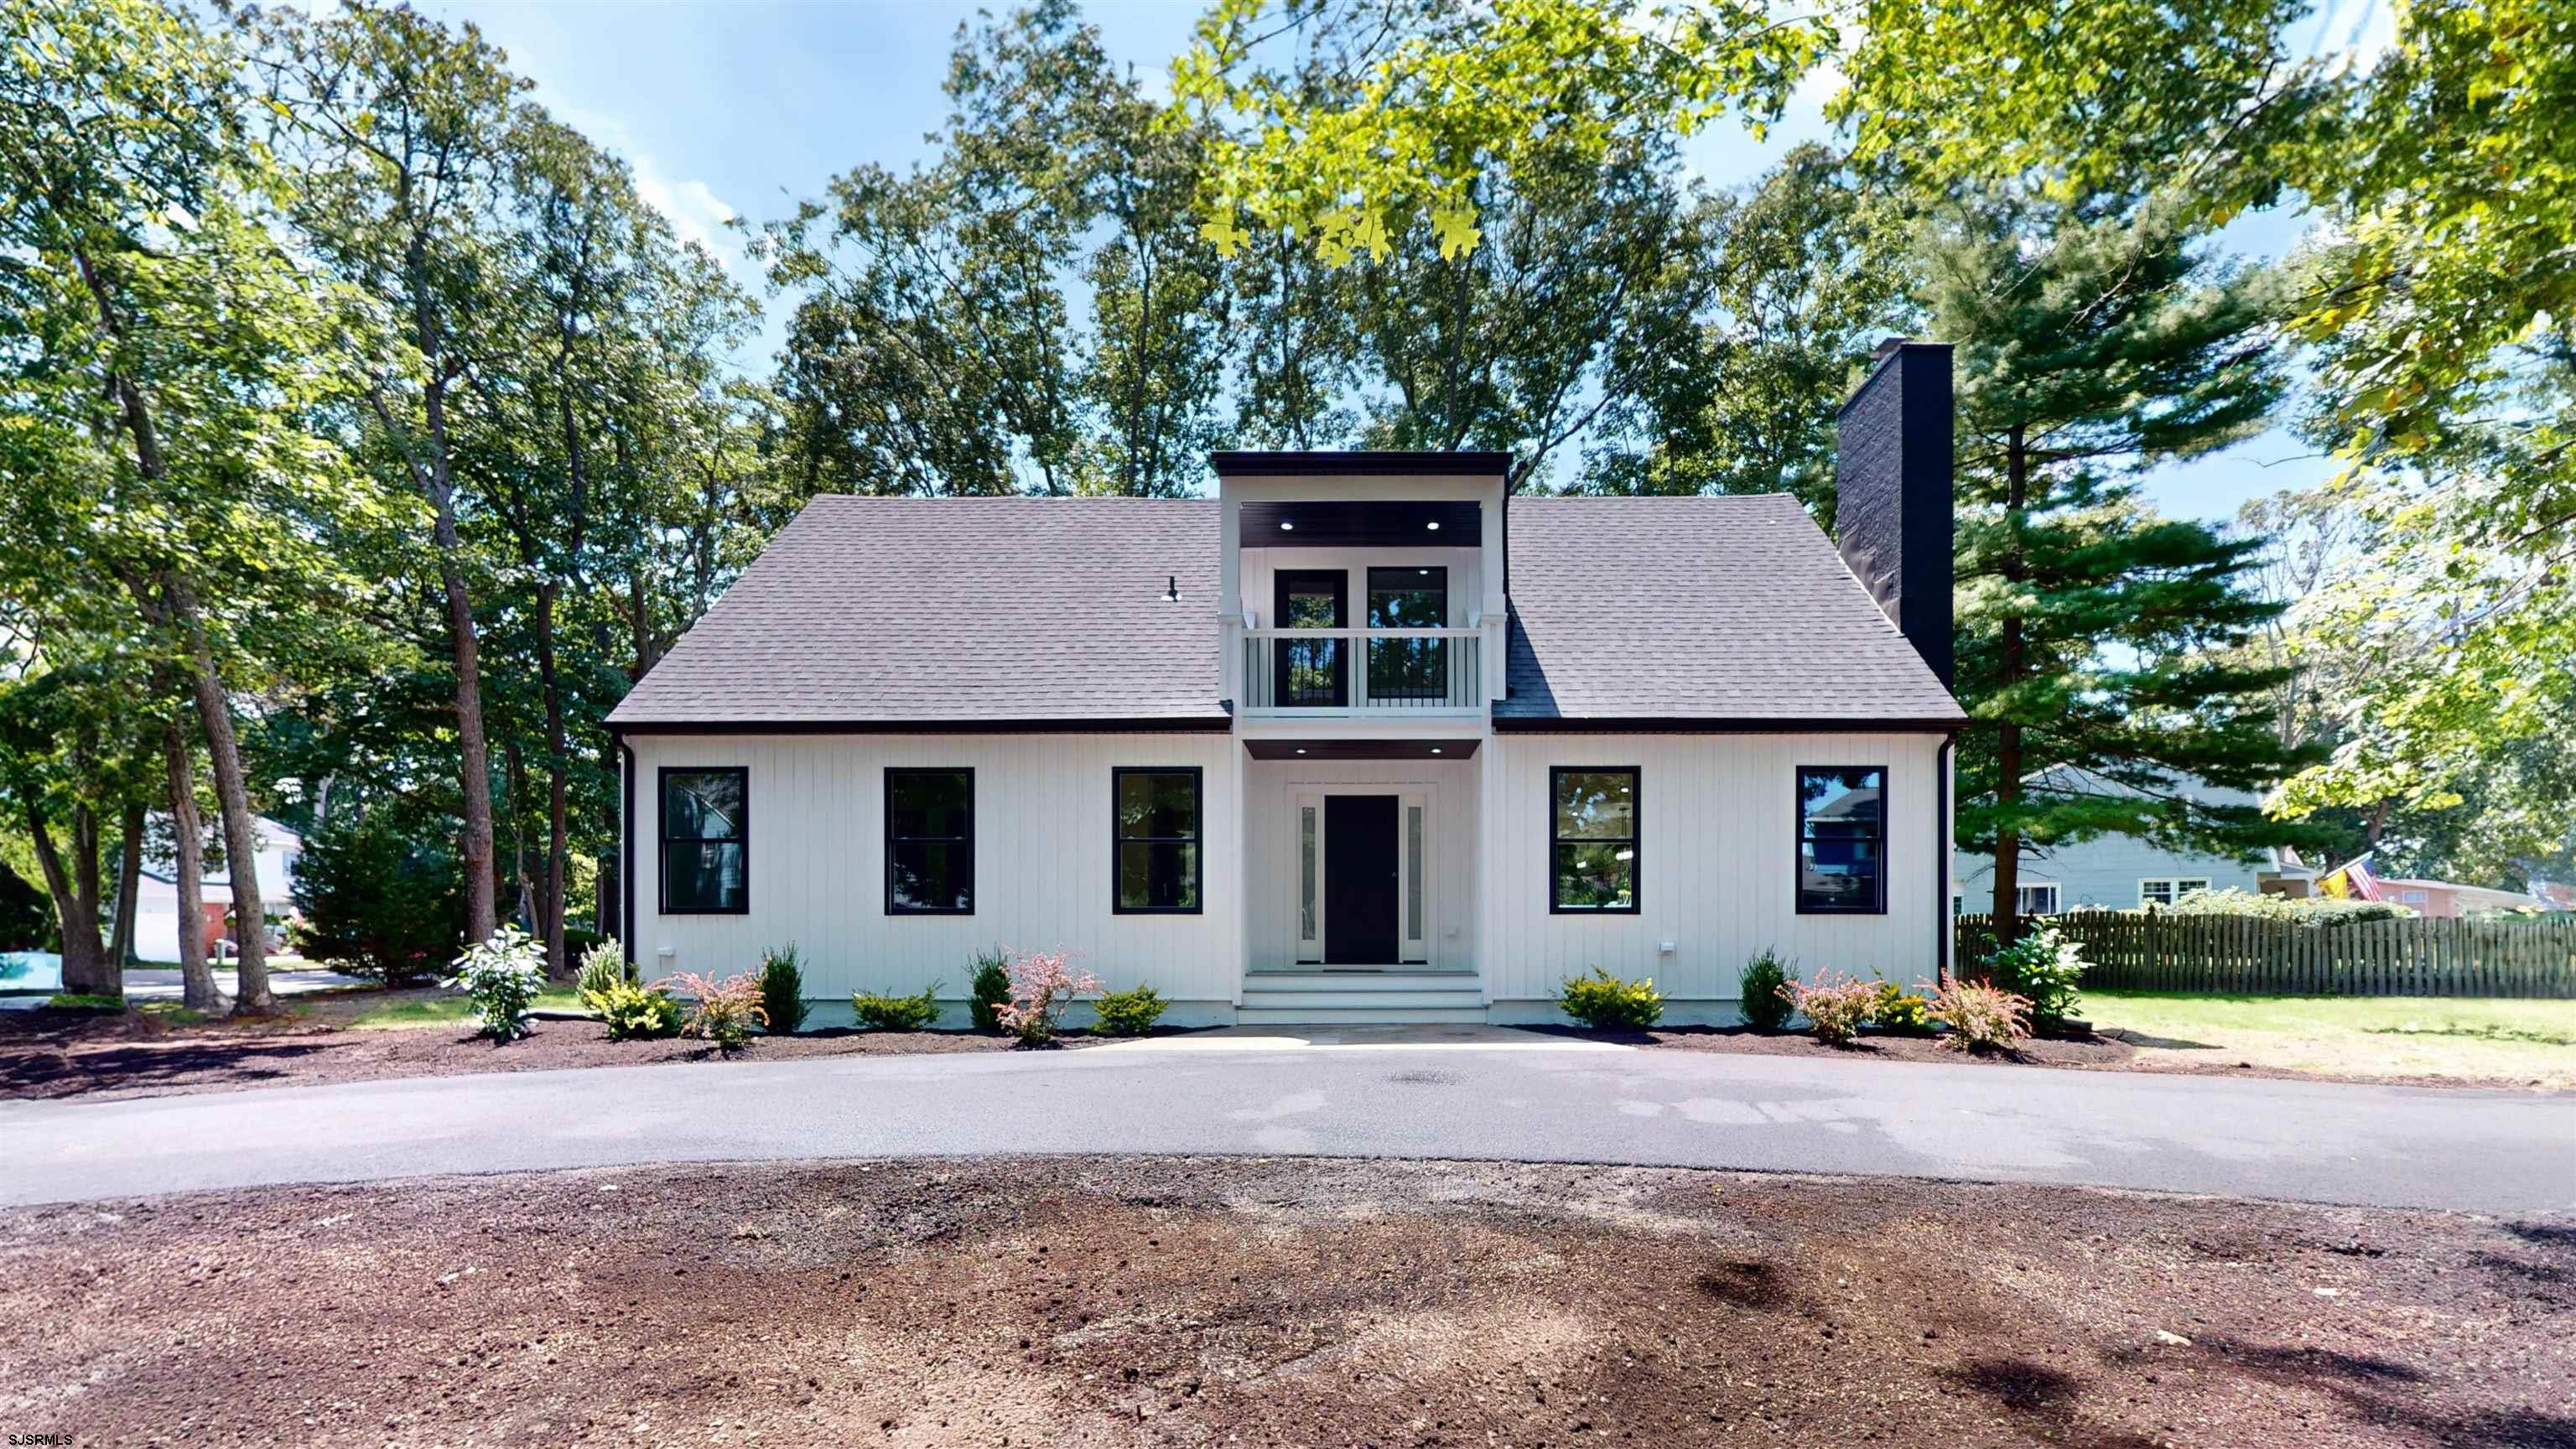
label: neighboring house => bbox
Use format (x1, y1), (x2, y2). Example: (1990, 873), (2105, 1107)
(2532, 881), (2576, 913)
(2371, 877), (2546, 918)
(1951, 766), (2299, 915)
(606, 342), (1968, 1026)
(132, 815), (304, 964)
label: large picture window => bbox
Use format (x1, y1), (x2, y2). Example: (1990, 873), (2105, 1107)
(660, 767), (747, 914)
(886, 768), (974, 914)
(1550, 767), (1639, 913)
(1114, 767), (1202, 913)
(1798, 766), (1886, 914)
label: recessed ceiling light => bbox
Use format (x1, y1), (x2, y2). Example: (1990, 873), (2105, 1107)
(1426, 520), (1441, 531)
(1430, 747), (1442, 755)
(1418, 568), (1431, 575)
(1280, 520), (1295, 531)
(1295, 747), (1306, 754)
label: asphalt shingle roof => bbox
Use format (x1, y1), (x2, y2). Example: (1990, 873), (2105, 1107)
(610, 491), (1965, 729)
(1497, 495), (1965, 724)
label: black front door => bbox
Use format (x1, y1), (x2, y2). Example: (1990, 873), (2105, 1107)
(1273, 569), (1347, 707)
(1324, 793), (1400, 964)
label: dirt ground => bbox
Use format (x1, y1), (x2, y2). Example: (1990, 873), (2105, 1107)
(0, 1005), (1071, 1102)
(2, 1156), (2567, 1448)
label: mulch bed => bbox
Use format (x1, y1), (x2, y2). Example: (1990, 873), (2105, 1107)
(3, 1156), (2566, 1447)
(0, 1007), (1111, 1104)
(1519, 1023), (2558, 1092)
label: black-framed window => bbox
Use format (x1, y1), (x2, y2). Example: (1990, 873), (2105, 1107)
(886, 768), (974, 914)
(1550, 766), (1639, 913)
(1366, 566), (1449, 702)
(660, 767), (747, 914)
(1114, 766), (1202, 913)
(1798, 766), (1887, 914)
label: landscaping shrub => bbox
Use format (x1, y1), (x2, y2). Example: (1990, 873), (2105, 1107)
(1737, 949), (1793, 1031)
(289, 816), (465, 984)
(760, 944), (810, 1035)
(1783, 971), (1878, 1046)
(2165, 886), (2413, 924)
(853, 982), (941, 1032)
(45, 993), (124, 1012)
(591, 980), (683, 1040)
(1556, 967), (1665, 1030)
(995, 948), (1101, 1046)
(1870, 981), (1936, 1034)
(659, 971), (769, 1052)
(1093, 984), (1170, 1036)
(574, 938), (633, 1000)
(1933, 979), (2032, 1053)
(1983, 919), (2087, 1031)
(563, 926), (605, 960)
(446, 927), (547, 1042)
(968, 946), (1011, 1031)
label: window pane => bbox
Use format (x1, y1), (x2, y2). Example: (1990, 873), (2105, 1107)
(1299, 806), (1318, 942)
(665, 771), (743, 840)
(1405, 803), (1424, 941)
(1554, 842), (1636, 911)
(663, 840), (743, 911)
(1117, 841), (1199, 911)
(1799, 837), (1881, 911)
(890, 840), (970, 911)
(889, 771), (970, 839)
(1368, 568), (1446, 628)
(1116, 771), (1198, 839)
(1553, 771), (1635, 839)
(1799, 768), (1883, 829)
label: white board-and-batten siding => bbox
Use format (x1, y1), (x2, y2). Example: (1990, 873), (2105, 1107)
(1482, 732), (1951, 1007)
(626, 733), (1241, 1007)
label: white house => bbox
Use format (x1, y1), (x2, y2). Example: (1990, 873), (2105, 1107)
(606, 343), (1967, 1025)
(133, 815), (304, 964)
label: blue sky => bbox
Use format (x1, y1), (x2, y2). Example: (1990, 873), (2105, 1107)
(418, 0), (2384, 525)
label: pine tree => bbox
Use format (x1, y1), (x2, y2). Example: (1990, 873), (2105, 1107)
(1929, 192), (2323, 941)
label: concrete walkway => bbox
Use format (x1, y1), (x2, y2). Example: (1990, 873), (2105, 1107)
(5, 1039), (2568, 1213)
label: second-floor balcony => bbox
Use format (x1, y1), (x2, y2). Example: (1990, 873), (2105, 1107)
(1238, 628), (1486, 714)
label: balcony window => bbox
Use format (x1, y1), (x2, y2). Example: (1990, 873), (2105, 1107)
(1273, 569), (1346, 707)
(1367, 566), (1448, 702)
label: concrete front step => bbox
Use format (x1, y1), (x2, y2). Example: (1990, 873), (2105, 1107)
(1235, 1005), (1490, 1026)
(1238, 989), (1487, 1010)
(1242, 971), (1478, 991)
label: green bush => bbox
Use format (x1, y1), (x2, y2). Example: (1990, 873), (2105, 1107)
(968, 946), (1010, 1031)
(1093, 984), (1170, 1036)
(45, 993), (125, 1012)
(1870, 981), (1936, 1034)
(760, 944), (809, 1035)
(288, 817), (465, 984)
(1557, 967), (1665, 1030)
(854, 982), (941, 1032)
(1737, 949), (1793, 1031)
(574, 938), (633, 1000)
(1983, 920), (2087, 1031)
(444, 927), (546, 1041)
(564, 926), (606, 960)
(590, 979), (683, 1041)
(2165, 886), (2413, 925)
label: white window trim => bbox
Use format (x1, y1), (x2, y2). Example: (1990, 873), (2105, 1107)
(2018, 881), (2063, 916)
(1293, 782), (1436, 966)
(2139, 876), (2213, 908)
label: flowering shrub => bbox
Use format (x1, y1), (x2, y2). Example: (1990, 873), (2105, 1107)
(1781, 970), (1879, 1046)
(592, 980), (683, 1040)
(1983, 920), (2086, 1031)
(445, 927), (548, 1041)
(1093, 984), (1170, 1036)
(1737, 949), (1793, 1031)
(1932, 979), (2032, 1053)
(574, 938), (634, 1000)
(657, 971), (770, 1053)
(854, 982), (942, 1031)
(1869, 980), (1936, 1035)
(994, 949), (1101, 1046)
(2166, 886), (2412, 925)
(1557, 968), (1665, 1030)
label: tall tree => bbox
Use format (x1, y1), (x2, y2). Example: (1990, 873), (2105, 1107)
(1930, 192), (2319, 939)
(250, 1), (526, 946)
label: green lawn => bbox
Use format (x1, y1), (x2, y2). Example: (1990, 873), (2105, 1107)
(336, 987), (586, 1030)
(2085, 990), (2576, 1087)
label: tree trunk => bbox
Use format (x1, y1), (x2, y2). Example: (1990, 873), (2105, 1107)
(423, 394), (499, 946)
(536, 579), (569, 979)
(109, 802), (143, 969)
(164, 573), (273, 1013)
(161, 709), (221, 1011)
(1990, 424), (2032, 950)
(23, 801), (111, 996)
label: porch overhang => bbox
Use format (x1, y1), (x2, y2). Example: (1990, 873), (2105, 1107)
(1242, 739), (1480, 761)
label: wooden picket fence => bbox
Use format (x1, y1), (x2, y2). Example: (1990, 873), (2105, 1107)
(1954, 910), (2576, 998)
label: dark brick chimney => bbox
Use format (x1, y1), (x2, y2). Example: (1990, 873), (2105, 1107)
(1833, 339), (1955, 688)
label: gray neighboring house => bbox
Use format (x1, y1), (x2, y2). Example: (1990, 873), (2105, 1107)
(1951, 765), (2298, 915)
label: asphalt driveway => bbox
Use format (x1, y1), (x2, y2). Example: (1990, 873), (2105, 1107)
(3, 1038), (2568, 1213)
